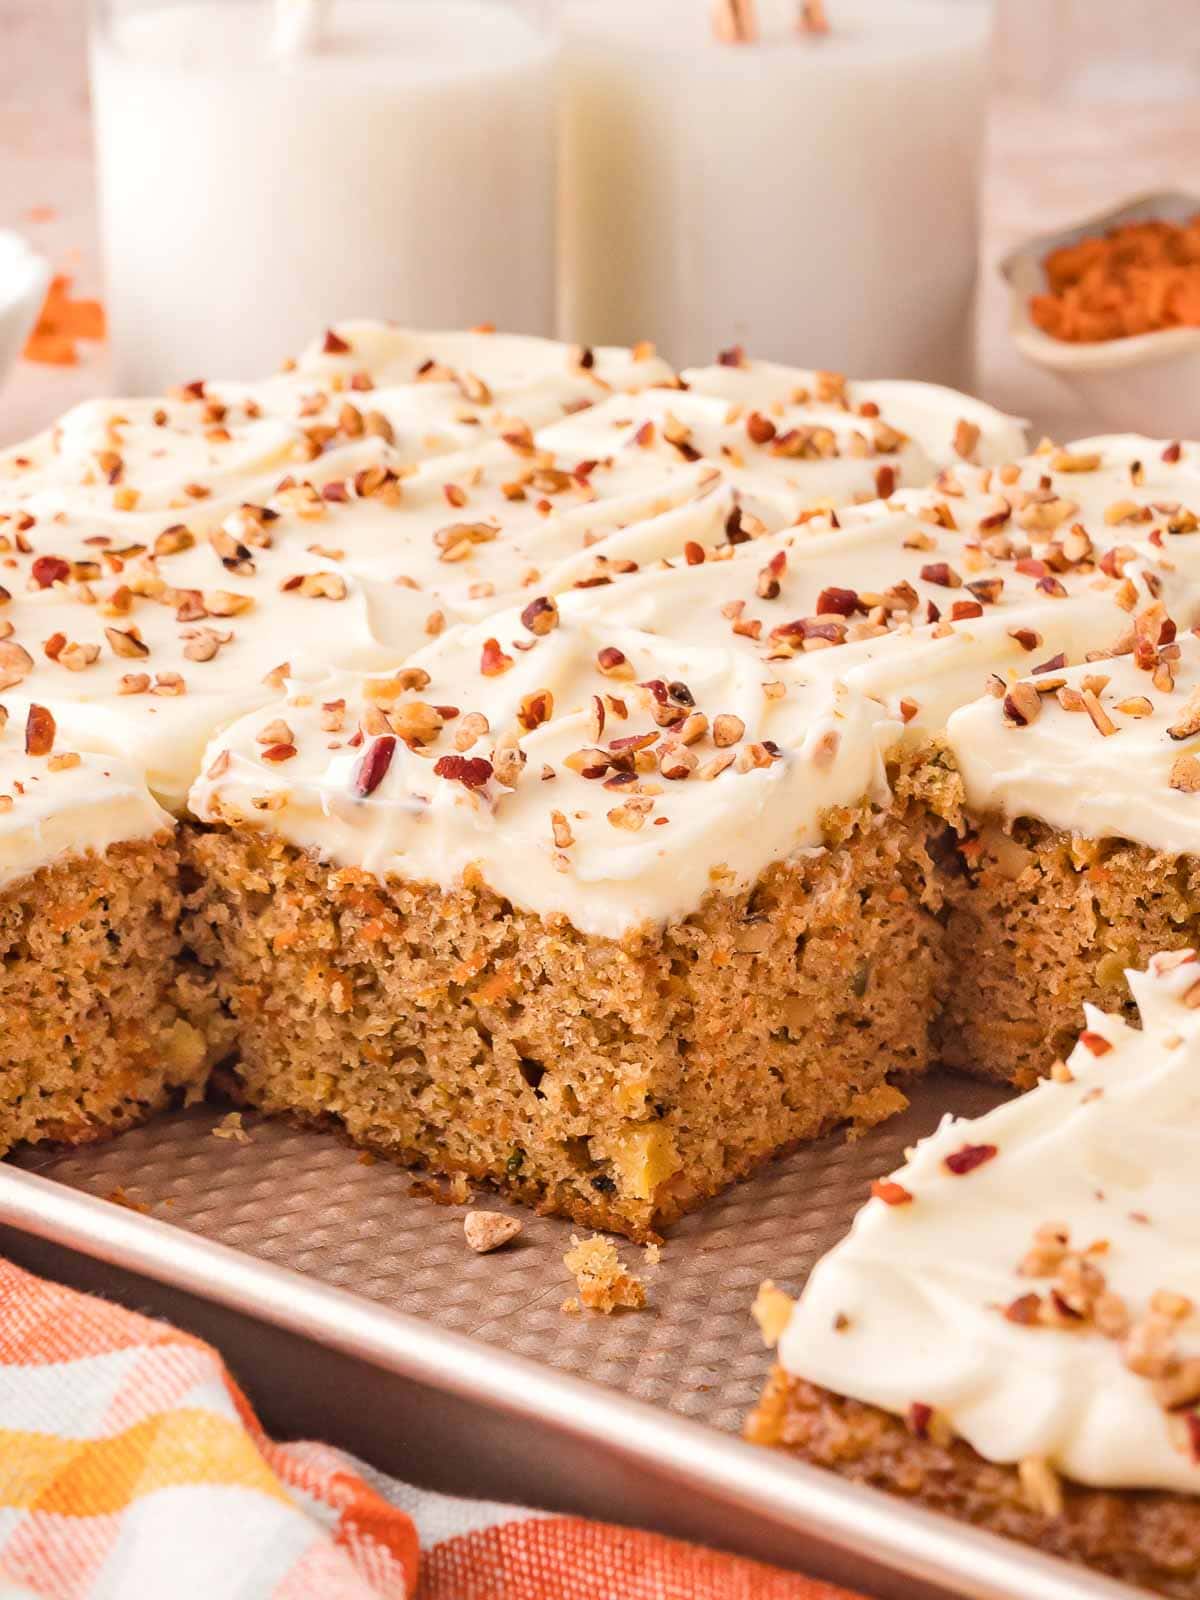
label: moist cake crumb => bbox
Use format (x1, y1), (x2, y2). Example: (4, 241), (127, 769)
(563, 1233), (647, 1313)
(751, 1281), (796, 1347)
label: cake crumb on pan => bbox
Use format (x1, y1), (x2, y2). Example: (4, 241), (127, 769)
(563, 1233), (647, 1314)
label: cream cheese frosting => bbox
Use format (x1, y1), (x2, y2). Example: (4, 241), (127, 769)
(0, 325), (1027, 824)
(682, 358), (1029, 470)
(0, 706), (170, 892)
(189, 608), (901, 941)
(948, 628), (1200, 857)
(189, 422), (1200, 935)
(14, 321), (1200, 912)
(0, 322), (677, 504)
(775, 950), (1200, 1494)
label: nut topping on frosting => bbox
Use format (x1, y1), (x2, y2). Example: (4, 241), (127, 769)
(775, 952), (1200, 1493)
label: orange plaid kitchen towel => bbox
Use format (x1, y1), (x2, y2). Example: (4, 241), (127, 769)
(0, 1257), (857, 1599)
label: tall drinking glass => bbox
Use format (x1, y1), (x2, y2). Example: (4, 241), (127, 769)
(90, 0), (559, 391)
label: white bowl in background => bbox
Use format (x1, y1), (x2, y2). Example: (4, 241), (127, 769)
(0, 231), (50, 389)
(1001, 190), (1200, 439)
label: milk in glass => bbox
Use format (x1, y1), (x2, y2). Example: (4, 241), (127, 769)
(560, 0), (992, 381)
(91, 0), (558, 390)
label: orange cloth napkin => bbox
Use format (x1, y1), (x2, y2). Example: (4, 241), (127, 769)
(0, 1257), (857, 1599)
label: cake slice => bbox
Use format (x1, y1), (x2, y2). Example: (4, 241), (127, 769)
(747, 950), (1200, 1597)
(0, 703), (212, 1152)
(943, 624), (1200, 1084)
(180, 428), (1174, 1236)
(186, 592), (936, 1238)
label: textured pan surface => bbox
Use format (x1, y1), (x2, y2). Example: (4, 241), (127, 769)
(13, 1072), (1006, 1436)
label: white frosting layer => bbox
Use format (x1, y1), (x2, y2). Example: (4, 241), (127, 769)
(949, 631), (1200, 856)
(0, 719), (170, 892)
(777, 955), (1200, 1493)
(191, 612), (901, 940)
(0, 324), (1024, 834)
(192, 430), (1194, 935)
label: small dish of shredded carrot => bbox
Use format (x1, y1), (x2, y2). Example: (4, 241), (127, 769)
(1030, 215), (1200, 343)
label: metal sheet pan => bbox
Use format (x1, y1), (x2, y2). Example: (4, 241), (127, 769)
(0, 1074), (1147, 1600)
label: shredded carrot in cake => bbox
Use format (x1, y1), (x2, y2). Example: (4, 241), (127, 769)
(1030, 216), (1200, 343)
(24, 274), (107, 366)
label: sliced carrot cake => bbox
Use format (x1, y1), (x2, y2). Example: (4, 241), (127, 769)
(0, 704), (211, 1150)
(747, 949), (1200, 1597)
(182, 427), (1165, 1235)
(12, 316), (1200, 1238)
(943, 624), (1200, 1084)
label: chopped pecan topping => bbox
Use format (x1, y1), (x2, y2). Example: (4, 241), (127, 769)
(597, 646), (634, 680)
(480, 638), (514, 677)
(24, 704), (55, 756)
(1078, 1031), (1112, 1056)
(953, 419), (981, 461)
(943, 1143), (997, 1175)
(920, 562), (961, 589)
(0, 640), (33, 691)
(105, 626), (149, 659)
(520, 596), (559, 635)
(712, 714), (745, 748)
(31, 555), (70, 589)
(517, 690), (554, 731)
(391, 702), (444, 746)
(1003, 683), (1042, 727)
(353, 735), (396, 797)
(816, 586), (858, 616)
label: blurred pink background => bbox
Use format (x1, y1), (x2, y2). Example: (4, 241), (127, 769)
(3, 0), (1200, 437)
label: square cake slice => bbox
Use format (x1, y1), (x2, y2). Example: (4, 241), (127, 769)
(180, 424), (1172, 1237)
(942, 622), (1200, 1084)
(747, 951), (1200, 1596)
(185, 588), (942, 1239)
(0, 704), (213, 1151)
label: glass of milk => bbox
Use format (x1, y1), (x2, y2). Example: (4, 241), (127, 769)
(559, 0), (994, 384)
(90, 0), (558, 391)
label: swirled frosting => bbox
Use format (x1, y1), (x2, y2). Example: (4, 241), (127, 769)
(0, 325), (1025, 824)
(192, 429), (1200, 936)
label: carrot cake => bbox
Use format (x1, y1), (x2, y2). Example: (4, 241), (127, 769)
(0, 705), (210, 1150)
(747, 948), (1200, 1597)
(182, 428), (1171, 1235)
(5, 316), (1200, 1240)
(0, 321), (1036, 1174)
(943, 625), (1200, 1085)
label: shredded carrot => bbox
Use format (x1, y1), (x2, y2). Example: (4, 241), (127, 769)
(25, 205), (57, 224)
(23, 273), (107, 366)
(1030, 215), (1200, 343)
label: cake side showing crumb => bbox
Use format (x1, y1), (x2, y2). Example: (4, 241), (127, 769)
(747, 1372), (1200, 1599)
(0, 837), (216, 1151)
(184, 794), (943, 1240)
(938, 820), (1200, 1084)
